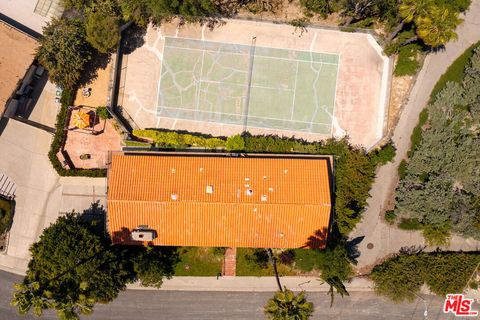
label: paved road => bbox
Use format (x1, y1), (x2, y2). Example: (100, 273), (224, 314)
(350, 0), (480, 271)
(1, 270), (462, 320)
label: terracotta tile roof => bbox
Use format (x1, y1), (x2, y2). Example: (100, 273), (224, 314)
(107, 153), (332, 248)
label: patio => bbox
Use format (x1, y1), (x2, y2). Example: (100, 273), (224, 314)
(62, 107), (122, 169)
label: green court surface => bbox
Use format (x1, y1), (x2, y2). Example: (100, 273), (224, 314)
(158, 37), (339, 134)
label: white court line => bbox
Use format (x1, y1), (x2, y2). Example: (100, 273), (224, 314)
(290, 60), (299, 121)
(195, 50), (206, 111)
(158, 105), (333, 126)
(163, 44), (339, 66)
(164, 36), (338, 58)
(201, 25), (206, 40)
(310, 32), (317, 51)
(198, 79), (294, 92)
(330, 58), (342, 137)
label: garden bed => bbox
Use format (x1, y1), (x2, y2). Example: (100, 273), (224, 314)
(174, 247), (223, 276)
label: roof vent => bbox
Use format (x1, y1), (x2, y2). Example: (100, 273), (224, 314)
(245, 177), (250, 181)
(246, 189), (253, 196)
(261, 195), (267, 202)
(253, 207), (257, 212)
(284, 169), (288, 174)
(206, 185), (214, 194)
(171, 193), (178, 201)
(131, 229), (157, 241)
(171, 168), (176, 174)
(268, 187), (274, 192)
(263, 176), (267, 180)
(279, 232), (285, 238)
(200, 167), (204, 172)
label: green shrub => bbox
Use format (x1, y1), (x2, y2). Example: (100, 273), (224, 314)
(384, 210), (396, 224)
(430, 41), (480, 103)
(394, 44), (421, 76)
(422, 223), (451, 246)
(244, 249), (270, 269)
(470, 281), (479, 290)
(133, 129), (226, 149)
(398, 159), (408, 179)
(96, 106), (111, 120)
(372, 252), (480, 302)
(371, 254), (426, 302)
(369, 142), (396, 166)
(0, 198), (12, 235)
(212, 247), (226, 257)
(407, 108), (428, 158)
(398, 218), (423, 230)
(225, 134), (245, 151)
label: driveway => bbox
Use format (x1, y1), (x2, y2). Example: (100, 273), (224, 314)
(350, 0), (480, 270)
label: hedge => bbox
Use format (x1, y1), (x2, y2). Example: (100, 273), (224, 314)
(132, 129), (225, 149)
(48, 89), (106, 177)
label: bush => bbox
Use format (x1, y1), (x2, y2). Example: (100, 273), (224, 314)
(371, 254), (425, 302)
(407, 108), (428, 158)
(0, 198), (13, 235)
(133, 129), (226, 149)
(372, 252), (480, 302)
(369, 142), (396, 166)
(398, 159), (408, 179)
(244, 249), (270, 269)
(398, 218), (423, 230)
(422, 223), (450, 246)
(212, 247), (226, 257)
(430, 41), (480, 103)
(394, 44), (421, 76)
(278, 250), (295, 265)
(96, 106), (111, 120)
(225, 134), (245, 151)
(384, 210), (396, 224)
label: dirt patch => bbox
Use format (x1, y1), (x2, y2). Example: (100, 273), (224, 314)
(0, 22), (38, 114)
(237, 0), (341, 26)
(387, 75), (415, 135)
(75, 61), (113, 108)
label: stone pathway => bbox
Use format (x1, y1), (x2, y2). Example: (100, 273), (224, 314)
(222, 247), (236, 276)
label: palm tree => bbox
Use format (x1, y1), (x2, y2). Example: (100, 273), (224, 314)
(387, 0), (433, 42)
(416, 7), (462, 47)
(264, 288), (314, 320)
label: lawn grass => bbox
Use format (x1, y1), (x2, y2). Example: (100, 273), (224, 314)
(429, 41), (480, 103)
(124, 140), (152, 147)
(398, 218), (423, 230)
(236, 248), (302, 276)
(0, 197), (13, 235)
(174, 247), (223, 276)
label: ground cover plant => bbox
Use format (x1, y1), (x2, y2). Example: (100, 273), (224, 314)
(395, 47), (480, 245)
(371, 252), (480, 302)
(174, 247), (223, 276)
(0, 197), (13, 235)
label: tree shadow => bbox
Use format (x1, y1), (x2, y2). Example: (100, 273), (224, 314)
(302, 228), (329, 249)
(77, 51), (111, 88)
(122, 25), (146, 55)
(346, 236), (364, 263)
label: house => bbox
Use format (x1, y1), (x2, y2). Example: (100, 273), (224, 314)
(107, 152), (333, 249)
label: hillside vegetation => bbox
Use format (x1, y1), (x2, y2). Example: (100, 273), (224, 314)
(395, 48), (480, 245)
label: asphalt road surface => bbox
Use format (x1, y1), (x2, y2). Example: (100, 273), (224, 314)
(1, 270), (469, 320)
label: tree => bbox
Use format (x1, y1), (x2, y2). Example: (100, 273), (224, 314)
(416, 7), (462, 47)
(11, 213), (132, 319)
(399, 0), (432, 23)
(86, 11), (120, 53)
(132, 246), (179, 288)
(264, 288), (314, 320)
(37, 18), (92, 89)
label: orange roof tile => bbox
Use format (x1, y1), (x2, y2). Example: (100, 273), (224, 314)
(107, 153), (332, 248)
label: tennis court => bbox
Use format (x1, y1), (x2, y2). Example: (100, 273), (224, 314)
(158, 37), (339, 134)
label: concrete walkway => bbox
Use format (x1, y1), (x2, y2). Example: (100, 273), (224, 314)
(129, 276), (374, 292)
(350, 0), (480, 271)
